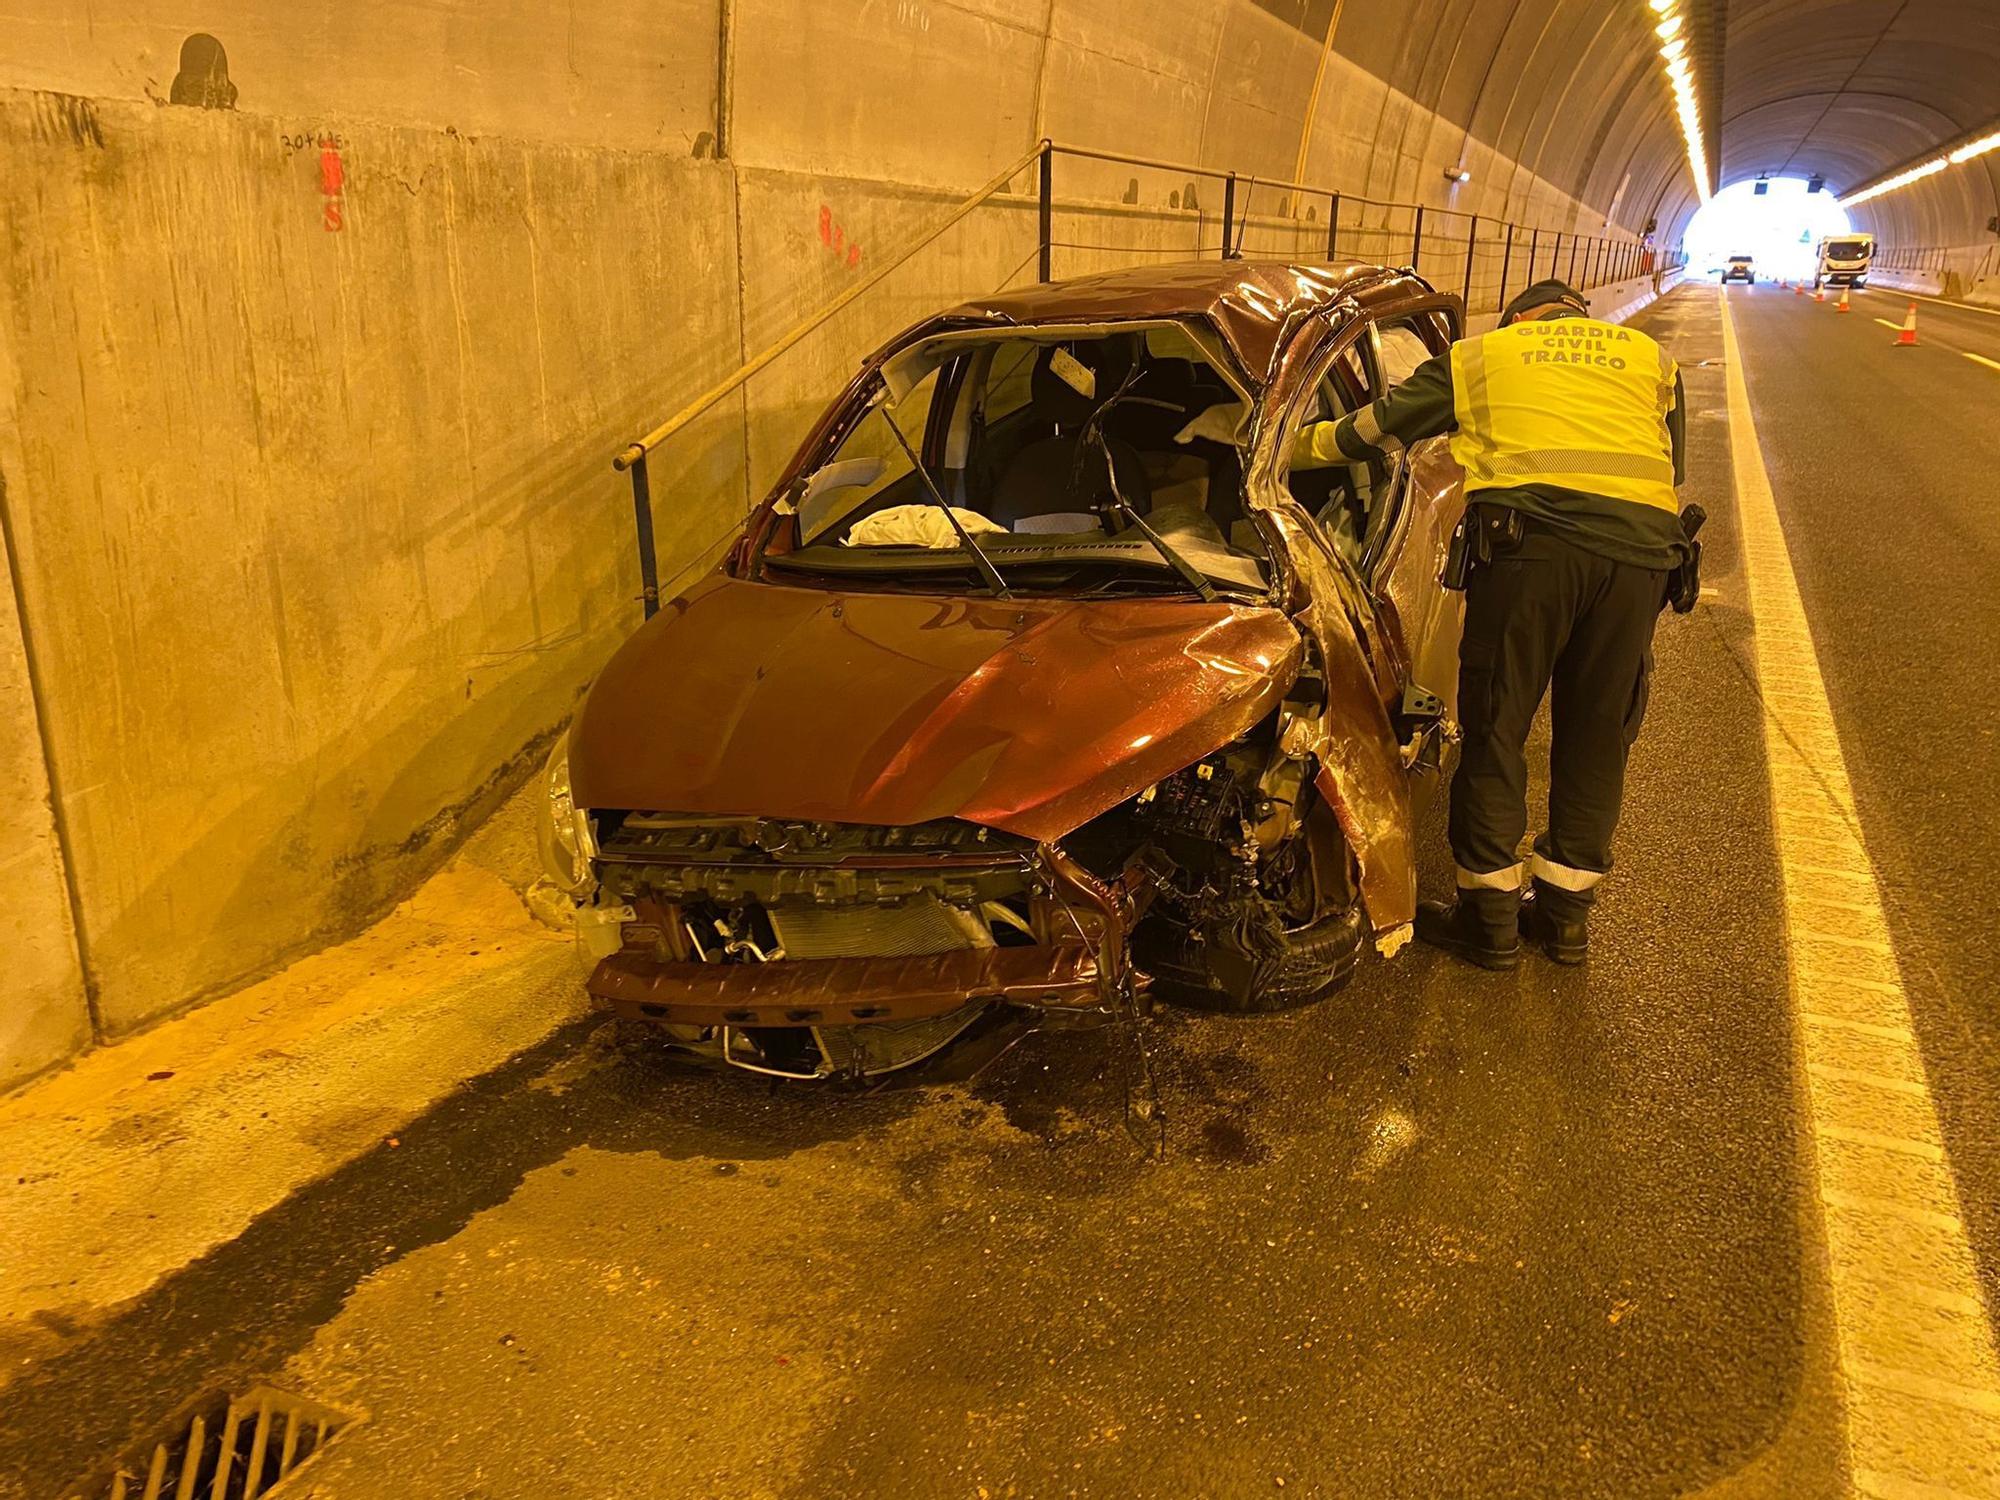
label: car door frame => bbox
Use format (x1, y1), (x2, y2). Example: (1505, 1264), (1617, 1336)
(1354, 295), (1461, 589)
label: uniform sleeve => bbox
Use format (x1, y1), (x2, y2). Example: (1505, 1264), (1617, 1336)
(1667, 367), (1687, 487)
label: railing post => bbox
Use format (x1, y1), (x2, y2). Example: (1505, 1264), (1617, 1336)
(1412, 205), (1424, 269)
(1037, 142), (1053, 283)
(1220, 172), (1237, 260)
(629, 454), (661, 620)
(1326, 192), (1340, 260)
(1497, 222), (1515, 316)
(1550, 231), (1561, 283)
(1462, 215), (1478, 307)
(1567, 232), (1580, 283)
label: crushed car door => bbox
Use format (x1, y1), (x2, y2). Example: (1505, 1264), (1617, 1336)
(1251, 315), (1417, 946)
(1360, 306), (1468, 727)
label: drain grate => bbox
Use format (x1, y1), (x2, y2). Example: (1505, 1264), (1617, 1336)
(67, 1386), (356, 1500)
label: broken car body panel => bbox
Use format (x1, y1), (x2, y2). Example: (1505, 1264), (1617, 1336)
(568, 576), (1304, 843)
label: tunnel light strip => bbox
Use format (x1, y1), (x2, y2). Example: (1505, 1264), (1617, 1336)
(1840, 123), (2000, 208)
(1650, 0), (1712, 205)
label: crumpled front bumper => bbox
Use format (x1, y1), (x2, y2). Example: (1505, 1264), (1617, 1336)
(587, 942), (1105, 1028)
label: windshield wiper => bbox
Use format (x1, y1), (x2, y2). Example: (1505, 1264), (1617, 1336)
(1079, 381), (1219, 603)
(878, 405), (1011, 599)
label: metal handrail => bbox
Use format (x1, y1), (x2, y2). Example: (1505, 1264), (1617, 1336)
(1049, 141), (1464, 218)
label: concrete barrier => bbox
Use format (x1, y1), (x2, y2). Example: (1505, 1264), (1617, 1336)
(1463, 265), (1687, 335)
(1870, 264), (2000, 310)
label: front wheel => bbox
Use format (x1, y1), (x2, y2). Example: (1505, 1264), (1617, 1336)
(1135, 904), (1365, 1013)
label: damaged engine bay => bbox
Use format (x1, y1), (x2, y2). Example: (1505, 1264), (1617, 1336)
(575, 682), (1364, 1087)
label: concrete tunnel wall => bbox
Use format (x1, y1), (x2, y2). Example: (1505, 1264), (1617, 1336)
(0, 0), (1688, 1084)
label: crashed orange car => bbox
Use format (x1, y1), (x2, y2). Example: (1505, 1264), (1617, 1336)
(539, 261), (1471, 1079)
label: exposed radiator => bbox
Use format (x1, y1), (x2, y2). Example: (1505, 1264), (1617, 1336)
(767, 894), (991, 959)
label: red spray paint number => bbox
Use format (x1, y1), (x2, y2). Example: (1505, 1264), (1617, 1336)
(816, 203), (861, 270)
(320, 144), (345, 232)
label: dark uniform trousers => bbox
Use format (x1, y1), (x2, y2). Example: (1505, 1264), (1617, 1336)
(1448, 518), (1671, 929)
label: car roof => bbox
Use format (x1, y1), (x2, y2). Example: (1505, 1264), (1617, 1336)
(946, 259), (1439, 387)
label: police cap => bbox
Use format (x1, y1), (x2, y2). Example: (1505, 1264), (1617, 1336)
(1502, 279), (1590, 324)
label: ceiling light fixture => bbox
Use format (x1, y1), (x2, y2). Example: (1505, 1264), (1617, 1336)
(1840, 120), (2000, 208)
(1649, 1), (1711, 205)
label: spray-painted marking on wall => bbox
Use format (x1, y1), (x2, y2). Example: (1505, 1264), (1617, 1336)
(320, 145), (345, 232)
(817, 204), (863, 269)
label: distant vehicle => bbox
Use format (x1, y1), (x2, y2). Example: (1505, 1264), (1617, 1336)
(1721, 256), (1756, 284)
(1814, 234), (1874, 288)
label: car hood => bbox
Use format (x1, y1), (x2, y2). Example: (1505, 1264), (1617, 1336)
(567, 575), (1303, 842)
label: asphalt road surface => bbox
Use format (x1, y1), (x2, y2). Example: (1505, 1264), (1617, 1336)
(3, 281), (1995, 1500)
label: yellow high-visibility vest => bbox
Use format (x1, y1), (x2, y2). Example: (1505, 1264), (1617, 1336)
(1448, 317), (1679, 513)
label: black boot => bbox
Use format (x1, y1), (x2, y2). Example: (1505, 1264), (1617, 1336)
(1414, 897), (1520, 971)
(1519, 890), (1588, 964)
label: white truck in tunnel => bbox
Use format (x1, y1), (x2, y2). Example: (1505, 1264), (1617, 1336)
(1813, 233), (1874, 288)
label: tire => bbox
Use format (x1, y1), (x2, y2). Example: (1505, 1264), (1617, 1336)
(1135, 903), (1366, 1014)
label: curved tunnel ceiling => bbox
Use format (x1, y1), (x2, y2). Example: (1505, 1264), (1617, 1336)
(1320, 0), (1997, 251)
(1711, 0), (2000, 245)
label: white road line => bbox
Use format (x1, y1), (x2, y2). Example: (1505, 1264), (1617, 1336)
(1719, 296), (2000, 1498)
(1965, 352), (2000, 374)
(1856, 285), (2000, 321)
(1873, 318), (1904, 332)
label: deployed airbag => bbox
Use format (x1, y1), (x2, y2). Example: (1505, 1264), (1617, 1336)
(845, 504), (1007, 549)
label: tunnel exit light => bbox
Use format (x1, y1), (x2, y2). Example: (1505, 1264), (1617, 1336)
(1649, 0), (1713, 205)
(1840, 122), (2000, 209)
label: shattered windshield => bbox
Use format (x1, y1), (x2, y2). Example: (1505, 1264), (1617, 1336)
(767, 322), (1271, 597)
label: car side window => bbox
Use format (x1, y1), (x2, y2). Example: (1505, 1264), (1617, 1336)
(1314, 340), (1373, 421)
(1372, 318), (1441, 386)
(980, 342), (1039, 426)
(1279, 328), (1379, 565)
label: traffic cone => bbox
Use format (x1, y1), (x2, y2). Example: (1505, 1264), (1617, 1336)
(1893, 302), (1919, 346)
(1794, 282), (1804, 296)
(1836, 287), (1851, 313)
(1813, 284), (1825, 302)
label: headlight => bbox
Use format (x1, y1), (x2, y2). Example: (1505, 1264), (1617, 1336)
(537, 734), (597, 894)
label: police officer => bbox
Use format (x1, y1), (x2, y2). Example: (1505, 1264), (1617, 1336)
(1306, 279), (1688, 969)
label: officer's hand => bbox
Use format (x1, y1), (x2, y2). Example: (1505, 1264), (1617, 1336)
(1174, 401), (1247, 446)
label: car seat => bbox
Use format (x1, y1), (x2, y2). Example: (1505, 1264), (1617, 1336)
(990, 341), (1152, 530)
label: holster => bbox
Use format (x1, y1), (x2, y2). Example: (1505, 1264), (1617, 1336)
(1442, 502), (1524, 591)
(1668, 502), (1707, 614)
